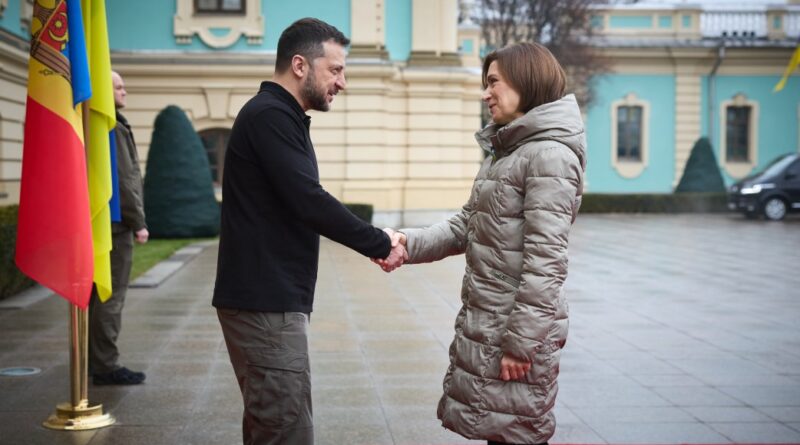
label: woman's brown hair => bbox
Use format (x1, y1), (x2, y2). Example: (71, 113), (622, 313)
(482, 42), (567, 114)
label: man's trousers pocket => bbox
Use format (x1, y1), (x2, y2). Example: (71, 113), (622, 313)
(244, 347), (311, 428)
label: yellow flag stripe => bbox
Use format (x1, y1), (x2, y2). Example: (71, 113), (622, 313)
(82, 0), (115, 301)
(774, 46), (800, 93)
(27, 59), (84, 141)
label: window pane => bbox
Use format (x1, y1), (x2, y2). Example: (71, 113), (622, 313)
(726, 106), (750, 163)
(617, 105), (642, 162)
(196, 0), (217, 11)
(221, 0), (243, 11)
(200, 128), (231, 184)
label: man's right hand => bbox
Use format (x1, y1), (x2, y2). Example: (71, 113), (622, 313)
(135, 228), (149, 244)
(373, 229), (407, 272)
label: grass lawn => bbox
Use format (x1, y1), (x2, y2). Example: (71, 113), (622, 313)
(131, 238), (215, 279)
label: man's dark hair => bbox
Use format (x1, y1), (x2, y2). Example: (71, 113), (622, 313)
(275, 18), (350, 74)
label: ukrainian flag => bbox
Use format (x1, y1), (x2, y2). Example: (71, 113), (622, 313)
(15, 0), (94, 308)
(82, 0), (116, 301)
(774, 45), (800, 93)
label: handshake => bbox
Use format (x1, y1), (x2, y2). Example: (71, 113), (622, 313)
(372, 228), (408, 273)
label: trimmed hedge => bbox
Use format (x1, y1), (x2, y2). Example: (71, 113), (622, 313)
(580, 193), (728, 213)
(344, 203), (373, 223)
(144, 105), (220, 238)
(0, 205), (35, 300)
(675, 138), (726, 193)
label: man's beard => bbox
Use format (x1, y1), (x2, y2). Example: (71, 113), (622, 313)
(301, 68), (330, 112)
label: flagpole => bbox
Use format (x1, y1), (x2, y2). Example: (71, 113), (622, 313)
(42, 102), (114, 431)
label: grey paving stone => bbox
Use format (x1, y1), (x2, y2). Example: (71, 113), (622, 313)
(759, 406), (800, 422)
(591, 421), (729, 443)
(683, 406), (774, 422)
(89, 426), (184, 445)
(708, 422), (800, 443)
(717, 385), (800, 406)
(550, 422), (608, 444)
(2, 215), (800, 444)
(651, 386), (745, 407)
(571, 406), (696, 426)
(0, 410), (98, 445)
(629, 373), (707, 387)
(559, 380), (671, 408)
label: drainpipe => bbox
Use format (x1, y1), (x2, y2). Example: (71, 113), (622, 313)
(708, 40), (726, 149)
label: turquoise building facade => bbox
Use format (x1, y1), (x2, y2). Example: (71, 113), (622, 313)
(1, 0), (799, 215)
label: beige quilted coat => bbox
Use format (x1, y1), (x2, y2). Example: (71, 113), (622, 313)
(402, 94), (586, 443)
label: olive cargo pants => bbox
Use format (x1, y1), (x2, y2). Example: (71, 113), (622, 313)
(217, 309), (313, 445)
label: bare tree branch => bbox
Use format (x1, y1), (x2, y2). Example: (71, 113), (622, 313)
(471, 0), (611, 107)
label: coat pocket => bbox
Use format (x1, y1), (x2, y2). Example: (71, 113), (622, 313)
(490, 269), (520, 290)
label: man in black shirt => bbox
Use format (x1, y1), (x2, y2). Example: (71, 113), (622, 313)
(213, 18), (405, 445)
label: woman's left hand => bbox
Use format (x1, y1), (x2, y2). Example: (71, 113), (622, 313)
(500, 354), (531, 381)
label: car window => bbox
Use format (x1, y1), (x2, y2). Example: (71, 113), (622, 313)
(759, 154), (799, 177)
(787, 161), (800, 178)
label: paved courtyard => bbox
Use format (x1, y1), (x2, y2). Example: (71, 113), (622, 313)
(1, 214), (799, 445)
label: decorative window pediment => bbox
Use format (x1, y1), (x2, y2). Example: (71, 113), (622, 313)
(174, 0), (262, 48)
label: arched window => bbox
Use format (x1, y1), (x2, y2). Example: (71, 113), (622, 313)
(199, 128), (231, 186)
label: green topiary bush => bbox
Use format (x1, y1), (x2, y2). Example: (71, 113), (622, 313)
(344, 203), (373, 223)
(0, 205), (35, 300)
(144, 105), (220, 238)
(580, 193), (728, 213)
(675, 137), (726, 193)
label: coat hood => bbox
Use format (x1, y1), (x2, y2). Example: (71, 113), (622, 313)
(476, 93), (586, 170)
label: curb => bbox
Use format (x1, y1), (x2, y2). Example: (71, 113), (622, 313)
(0, 241), (215, 309)
(130, 240), (215, 288)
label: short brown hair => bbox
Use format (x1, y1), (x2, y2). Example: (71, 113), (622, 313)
(482, 42), (566, 113)
(275, 18), (350, 74)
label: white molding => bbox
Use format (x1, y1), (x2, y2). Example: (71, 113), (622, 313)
(19, 0), (33, 35)
(720, 93), (759, 179)
(610, 92), (650, 179)
(173, 0), (263, 48)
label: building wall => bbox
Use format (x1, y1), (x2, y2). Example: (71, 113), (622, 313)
(0, 27), (28, 205)
(106, 0), (481, 226)
(585, 74), (677, 193)
(2, 1), (799, 213)
(585, 44), (800, 193)
(709, 75), (800, 184)
(0, 0), (27, 39)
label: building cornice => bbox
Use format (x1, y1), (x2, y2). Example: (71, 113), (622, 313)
(0, 28), (28, 85)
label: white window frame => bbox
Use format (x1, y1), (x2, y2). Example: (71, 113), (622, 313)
(173, 0), (263, 48)
(611, 92), (649, 178)
(720, 93), (759, 179)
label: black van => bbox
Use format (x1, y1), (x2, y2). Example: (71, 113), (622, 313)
(728, 153), (800, 221)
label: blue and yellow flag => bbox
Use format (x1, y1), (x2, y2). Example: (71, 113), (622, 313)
(82, 0), (116, 301)
(774, 45), (800, 93)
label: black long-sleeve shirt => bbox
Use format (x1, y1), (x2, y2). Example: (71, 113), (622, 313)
(212, 82), (391, 313)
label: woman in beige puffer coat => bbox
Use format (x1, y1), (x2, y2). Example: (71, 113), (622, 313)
(385, 43), (586, 444)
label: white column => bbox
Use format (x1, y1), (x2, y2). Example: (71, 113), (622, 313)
(349, 0), (387, 58)
(409, 0), (460, 66)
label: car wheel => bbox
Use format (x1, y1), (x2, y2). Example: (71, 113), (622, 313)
(763, 197), (787, 221)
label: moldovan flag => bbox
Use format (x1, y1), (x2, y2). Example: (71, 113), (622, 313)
(82, 0), (116, 302)
(15, 0), (94, 309)
(774, 45), (800, 92)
